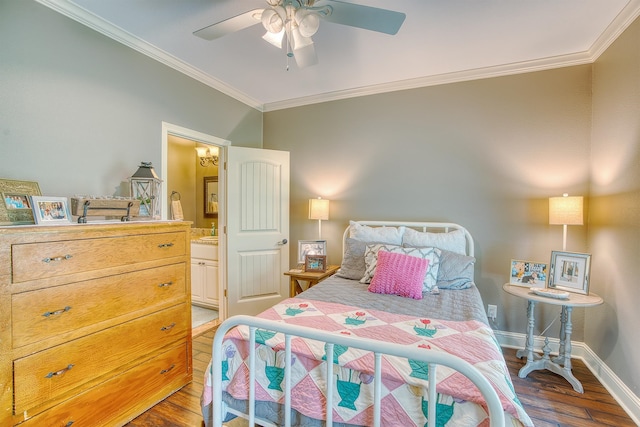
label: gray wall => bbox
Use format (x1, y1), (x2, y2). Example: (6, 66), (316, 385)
(0, 0), (262, 198)
(264, 16), (640, 398)
(264, 65), (592, 340)
(589, 17), (640, 396)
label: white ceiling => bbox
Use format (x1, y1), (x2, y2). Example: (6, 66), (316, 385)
(38, 0), (640, 111)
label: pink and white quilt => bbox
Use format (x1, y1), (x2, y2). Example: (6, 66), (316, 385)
(203, 298), (533, 427)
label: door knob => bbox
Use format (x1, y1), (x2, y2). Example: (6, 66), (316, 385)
(277, 239), (288, 245)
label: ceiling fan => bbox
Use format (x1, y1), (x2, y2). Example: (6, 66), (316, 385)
(193, 0), (406, 68)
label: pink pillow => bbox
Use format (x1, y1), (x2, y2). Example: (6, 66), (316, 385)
(368, 250), (429, 300)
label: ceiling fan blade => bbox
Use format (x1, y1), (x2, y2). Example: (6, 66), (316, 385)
(193, 9), (263, 40)
(318, 0), (405, 35)
(294, 43), (318, 68)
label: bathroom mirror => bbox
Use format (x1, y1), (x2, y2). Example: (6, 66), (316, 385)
(204, 176), (218, 217)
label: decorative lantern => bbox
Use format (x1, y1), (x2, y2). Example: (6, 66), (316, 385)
(130, 162), (162, 219)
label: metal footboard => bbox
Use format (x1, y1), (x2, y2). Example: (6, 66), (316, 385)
(211, 315), (505, 427)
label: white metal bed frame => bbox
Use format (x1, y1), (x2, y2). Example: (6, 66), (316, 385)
(210, 221), (504, 427)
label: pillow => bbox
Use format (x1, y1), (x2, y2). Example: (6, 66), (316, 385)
(349, 221), (405, 245)
(361, 243), (441, 293)
(368, 250), (428, 300)
(402, 228), (467, 255)
(436, 249), (476, 289)
(336, 238), (368, 280)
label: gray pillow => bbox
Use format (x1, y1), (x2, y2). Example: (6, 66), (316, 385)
(336, 238), (368, 280)
(436, 249), (475, 289)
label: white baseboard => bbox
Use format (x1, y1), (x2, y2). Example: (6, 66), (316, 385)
(495, 330), (640, 425)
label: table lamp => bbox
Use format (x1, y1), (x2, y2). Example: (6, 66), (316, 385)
(549, 193), (583, 251)
(309, 197), (329, 239)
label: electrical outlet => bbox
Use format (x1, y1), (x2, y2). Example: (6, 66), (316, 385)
(487, 304), (497, 320)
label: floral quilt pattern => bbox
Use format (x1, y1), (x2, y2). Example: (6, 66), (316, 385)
(204, 298), (533, 427)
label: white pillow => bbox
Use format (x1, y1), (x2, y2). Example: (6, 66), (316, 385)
(402, 228), (467, 255)
(360, 243), (441, 293)
(349, 221), (405, 245)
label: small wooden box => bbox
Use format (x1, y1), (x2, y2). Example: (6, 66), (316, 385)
(71, 198), (140, 218)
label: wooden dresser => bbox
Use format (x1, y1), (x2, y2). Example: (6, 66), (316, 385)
(0, 221), (192, 426)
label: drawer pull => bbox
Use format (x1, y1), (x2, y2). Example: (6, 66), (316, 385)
(161, 322), (176, 331)
(42, 254), (73, 263)
(158, 242), (174, 248)
(160, 364), (175, 375)
(45, 364), (74, 378)
(158, 281), (174, 288)
(43, 306), (72, 317)
(65, 421), (74, 427)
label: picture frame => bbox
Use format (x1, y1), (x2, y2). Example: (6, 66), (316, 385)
(305, 254), (327, 273)
(298, 239), (327, 264)
(30, 196), (72, 225)
(509, 259), (548, 288)
(0, 179), (42, 225)
(549, 251), (591, 295)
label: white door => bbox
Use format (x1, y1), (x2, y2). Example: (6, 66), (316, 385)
(226, 146), (290, 317)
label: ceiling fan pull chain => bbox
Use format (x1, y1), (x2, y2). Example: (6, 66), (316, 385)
(286, 32), (292, 71)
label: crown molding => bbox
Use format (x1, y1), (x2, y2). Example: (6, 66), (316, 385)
(588, 0), (640, 60)
(263, 0), (640, 112)
(36, 0), (640, 113)
(262, 52), (595, 112)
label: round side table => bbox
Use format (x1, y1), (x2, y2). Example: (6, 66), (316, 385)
(503, 283), (603, 393)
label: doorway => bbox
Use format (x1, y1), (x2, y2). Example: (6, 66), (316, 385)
(161, 122), (230, 325)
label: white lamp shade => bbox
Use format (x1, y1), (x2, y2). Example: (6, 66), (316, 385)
(261, 6), (285, 33)
(262, 29), (284, 48)
(309, 198), (329, 220)
(295, 10), (320, 37)
(549, 195), (583, 225)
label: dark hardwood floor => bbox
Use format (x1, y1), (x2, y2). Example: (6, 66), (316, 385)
(126, 328), (636, 426)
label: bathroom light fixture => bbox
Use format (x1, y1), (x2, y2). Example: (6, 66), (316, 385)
(309, 197), (329, 239)
(196, 146), (219, 167)
(549, 193), (583, 251)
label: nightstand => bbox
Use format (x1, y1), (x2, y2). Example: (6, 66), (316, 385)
(503, 283), (603, 392)
(284, 265), (340, 297)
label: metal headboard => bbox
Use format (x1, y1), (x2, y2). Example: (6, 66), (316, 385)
(342, 221), (474, 257)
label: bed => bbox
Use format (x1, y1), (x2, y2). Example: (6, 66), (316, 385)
(201, 221), (533, 427)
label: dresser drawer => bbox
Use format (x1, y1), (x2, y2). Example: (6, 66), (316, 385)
(17, 341), (190, 427)
(14, 303), (188, 414)
(11, 231), (186, 283)
(12, 263), (187, 348)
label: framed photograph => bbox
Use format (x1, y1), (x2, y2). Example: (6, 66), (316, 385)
(509, 259), (548, 288)
(298, 239), (327, 264)
(4, 194), (31, 210)
(0, 179), (41, 225)
(31, 196), (72, 225)
(305, 255), (326, 273)
(549, 251), (591, 294)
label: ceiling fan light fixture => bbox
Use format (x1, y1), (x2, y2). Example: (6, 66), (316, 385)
(290, 27), (313, 50)
(295, 9), (320, 37)
(195, 0), (405, 70)
(261, 6), (285, 33)
(262, 28), (284, 48)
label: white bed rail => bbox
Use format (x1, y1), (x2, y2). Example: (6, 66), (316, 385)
(211, 315), (505, 427)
